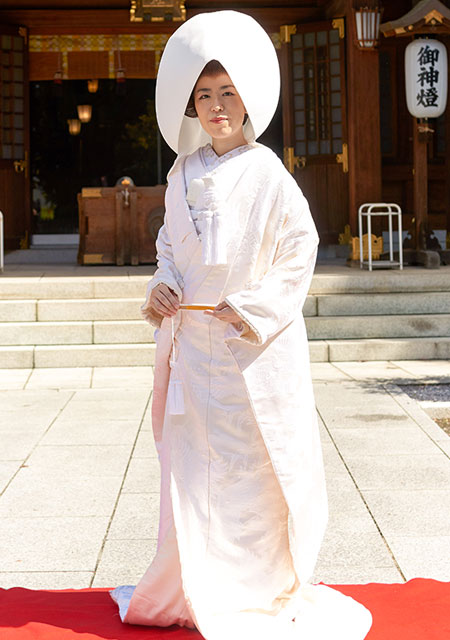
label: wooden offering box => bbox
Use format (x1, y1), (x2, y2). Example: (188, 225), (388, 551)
(77, 182), (166, 265)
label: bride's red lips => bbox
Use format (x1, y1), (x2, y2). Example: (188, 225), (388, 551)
(210, 116), (228, 123)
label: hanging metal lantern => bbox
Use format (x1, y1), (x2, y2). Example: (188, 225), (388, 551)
(77, 104), (92, 123)
(405, 38), (448, 118)
(115, 41), (126, 95)
(67, 119), (81, 135)
(87, 79), (98, 93)
(116, 68), (126, 83)
(354, 6), (382, 49)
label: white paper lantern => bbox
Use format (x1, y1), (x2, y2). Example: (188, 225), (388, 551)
(405, 38), (448, 118)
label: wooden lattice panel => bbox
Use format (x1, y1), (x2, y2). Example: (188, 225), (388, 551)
(114, 50), (155, 78)
(67, 51), (109, 80)
(0, 33), (25, 161)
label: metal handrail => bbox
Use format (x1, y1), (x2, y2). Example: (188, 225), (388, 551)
(358, 203), (403, 271)
(0, 210), (3, 273)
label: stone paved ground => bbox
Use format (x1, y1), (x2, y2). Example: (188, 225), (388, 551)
(0, 361), (449, 590)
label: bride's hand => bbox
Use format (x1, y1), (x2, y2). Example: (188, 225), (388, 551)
(147, 283), (180, 318)
(204, 301), (243, 327)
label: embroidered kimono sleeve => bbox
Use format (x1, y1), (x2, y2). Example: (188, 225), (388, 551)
(141, 221), (184, 327)
(225, 180), (318, 346)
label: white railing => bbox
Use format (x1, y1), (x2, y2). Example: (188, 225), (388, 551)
(358, 203), (403, 271)
(0, 210), (3, 273)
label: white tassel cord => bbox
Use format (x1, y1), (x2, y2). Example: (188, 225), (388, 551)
(197, 178), (228, 266)
(168, 316), (185, 415)
(201, 209), (227, 266)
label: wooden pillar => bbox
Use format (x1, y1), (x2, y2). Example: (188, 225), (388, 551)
(446, 53), (450, 245)
(345, 8), (382, 235)
(115, 191), (125, 266)
(130, 190), (139, 266)
(280, 34), (295, 153)
(412, 119), (428, 251)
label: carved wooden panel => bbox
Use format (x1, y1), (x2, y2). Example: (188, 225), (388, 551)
(78, 184), (165, 265)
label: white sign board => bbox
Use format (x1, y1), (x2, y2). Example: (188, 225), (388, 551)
(405, 39), (448, 118)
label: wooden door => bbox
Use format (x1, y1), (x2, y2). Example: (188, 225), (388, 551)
(0, 25), (30, 250)
(280, 20), (348, 244)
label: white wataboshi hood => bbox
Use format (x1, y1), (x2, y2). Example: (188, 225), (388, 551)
(155, 10), (281, 156)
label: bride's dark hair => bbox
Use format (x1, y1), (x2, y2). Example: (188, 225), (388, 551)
(184, 59), (248, 125)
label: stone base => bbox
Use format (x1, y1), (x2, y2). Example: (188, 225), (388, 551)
(403, 249), (441, 269)
(347, 249), (444, 269)
(438, 249), (450, 266)
(345, 256), (403, 270)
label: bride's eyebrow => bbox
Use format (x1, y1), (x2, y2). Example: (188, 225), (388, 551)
(195, 84), (235, 93)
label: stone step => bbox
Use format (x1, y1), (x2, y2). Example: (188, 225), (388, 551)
(305, 314), (450, 340)
(0, 344), (156, 369)
(0, 296), (318, 321)
(0, 277), (150, 300)
(323, 337), (450, 362)
(0, 321), (155, 346)
(310, 269), (450, 294)
(4, 248), (78, 264)
(0, 298), (144, 322)
(2, 291), (450, 323)
(1, 268), (450, 300)
(0, 300), (37, 322)
(1, 313), (450, 346)
(316, 292), (450, 317)
(1, 338), (449, 368)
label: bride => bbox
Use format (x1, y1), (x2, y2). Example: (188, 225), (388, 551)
(110, 10), (372, 640)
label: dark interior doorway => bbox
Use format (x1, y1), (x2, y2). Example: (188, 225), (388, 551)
(29, 77), (283, 236)
(30, 79), (175, 235)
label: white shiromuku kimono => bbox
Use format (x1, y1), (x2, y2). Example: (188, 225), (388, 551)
(111, 142), (372, 640)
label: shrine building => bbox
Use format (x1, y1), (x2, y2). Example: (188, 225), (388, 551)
(0, 0), (449, 265)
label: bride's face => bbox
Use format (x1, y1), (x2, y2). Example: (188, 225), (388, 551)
(193, 72), (247, 142)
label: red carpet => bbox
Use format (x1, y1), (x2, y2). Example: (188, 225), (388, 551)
(0, 579), (449, 639)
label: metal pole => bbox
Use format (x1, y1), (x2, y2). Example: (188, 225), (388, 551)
(388, 208), (393, 262)
(397, 205), (403, 270)
(358, 206), (363, 269)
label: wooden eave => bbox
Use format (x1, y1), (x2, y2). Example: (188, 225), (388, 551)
(381, 0), (450, 37)
(0, 1), (325, 34)
(0, 0), (324, 7)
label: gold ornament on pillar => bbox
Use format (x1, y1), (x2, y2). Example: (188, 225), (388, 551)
(130, 0), (186, 22)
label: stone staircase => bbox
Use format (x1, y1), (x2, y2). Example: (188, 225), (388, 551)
(1, 267), (450, 367)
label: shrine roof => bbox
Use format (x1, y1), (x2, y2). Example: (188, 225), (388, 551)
(381, 0), (450, 37)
